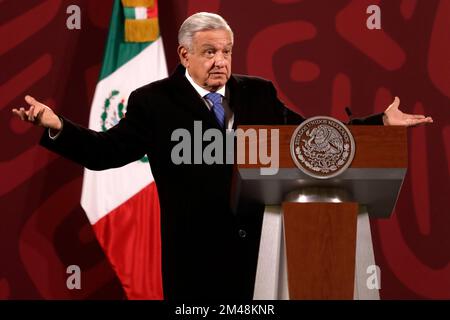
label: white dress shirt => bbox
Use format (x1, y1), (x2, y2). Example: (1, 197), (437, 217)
(185, 70), (234, 129)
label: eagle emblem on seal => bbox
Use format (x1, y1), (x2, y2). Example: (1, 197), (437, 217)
(290, 116), (355, 179)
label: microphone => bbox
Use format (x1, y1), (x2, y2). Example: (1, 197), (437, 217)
(345, 106), (354, 123)
(345, 106), (352, 118)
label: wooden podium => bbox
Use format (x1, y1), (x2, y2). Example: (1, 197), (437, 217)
(231, 125), (407, 300)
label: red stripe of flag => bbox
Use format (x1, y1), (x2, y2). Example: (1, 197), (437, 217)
(147, 0), (158, 19)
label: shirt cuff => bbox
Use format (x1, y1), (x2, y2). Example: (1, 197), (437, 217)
(48, 117), (64, 140)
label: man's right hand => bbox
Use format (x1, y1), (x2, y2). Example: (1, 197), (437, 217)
(12, 95), (62, 130)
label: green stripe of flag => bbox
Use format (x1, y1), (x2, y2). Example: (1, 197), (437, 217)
(99, 0), (153, 80)
(123, 7), (136, 19)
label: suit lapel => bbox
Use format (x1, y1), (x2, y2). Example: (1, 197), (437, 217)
(226, 75), (248, 130)
(169, 65), (221, 129)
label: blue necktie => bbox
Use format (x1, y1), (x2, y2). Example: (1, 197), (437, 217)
(205, 92), (225, 128)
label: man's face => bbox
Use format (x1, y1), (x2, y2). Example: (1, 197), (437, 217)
(178, 29), (232, 92)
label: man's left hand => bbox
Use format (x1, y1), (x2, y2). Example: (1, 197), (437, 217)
(383, 97), (433, 126)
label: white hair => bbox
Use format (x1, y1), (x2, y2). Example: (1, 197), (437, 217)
(178, 12), (234, 51)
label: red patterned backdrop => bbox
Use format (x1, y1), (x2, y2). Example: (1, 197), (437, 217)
(1, 0), (449, 299)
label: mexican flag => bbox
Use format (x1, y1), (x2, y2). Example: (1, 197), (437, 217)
(80, 0), (166, 299)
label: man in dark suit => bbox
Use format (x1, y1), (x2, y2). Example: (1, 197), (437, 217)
(12, 12), (432, 300)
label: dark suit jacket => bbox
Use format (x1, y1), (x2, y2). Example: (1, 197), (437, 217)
(40, 64), (383, 300)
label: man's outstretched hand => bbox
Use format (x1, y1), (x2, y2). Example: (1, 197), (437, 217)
(383, 97), (433, 126)
(12, 95), (62, 130)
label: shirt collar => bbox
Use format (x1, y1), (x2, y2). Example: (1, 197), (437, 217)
(185, 69), (226, 98)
